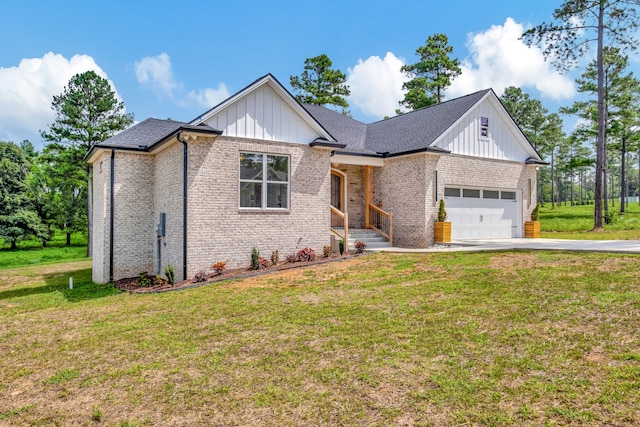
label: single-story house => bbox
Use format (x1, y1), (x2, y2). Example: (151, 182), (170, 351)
(86, 73), (545, 283)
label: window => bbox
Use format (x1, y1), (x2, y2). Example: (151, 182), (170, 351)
(483, 190), (499, 199)
(444, 187), (461, 197)
(480, 116), (489, 138)
(239, 152), (289, 209)
(463, 189), (481, 198)
(501, 191), (516, 200)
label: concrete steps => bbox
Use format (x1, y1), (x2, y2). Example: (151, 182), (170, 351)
(334, 228), (391, 251)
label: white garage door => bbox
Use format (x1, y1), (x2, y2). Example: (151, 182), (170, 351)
(444, 187), (521, 239)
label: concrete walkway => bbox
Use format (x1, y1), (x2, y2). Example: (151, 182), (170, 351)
(377, 238), (640, 255)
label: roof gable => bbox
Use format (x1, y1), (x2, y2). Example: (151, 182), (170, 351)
(433, 91), (541, 162)
(191, 74), (335, 145)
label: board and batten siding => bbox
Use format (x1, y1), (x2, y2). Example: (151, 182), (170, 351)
(203, 84), (319, 144)
(435, 97), (530, 162)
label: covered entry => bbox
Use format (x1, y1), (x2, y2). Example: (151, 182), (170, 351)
(444, 187), (521, 239)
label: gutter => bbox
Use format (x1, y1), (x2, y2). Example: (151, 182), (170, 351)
(176, 131), (188, 281)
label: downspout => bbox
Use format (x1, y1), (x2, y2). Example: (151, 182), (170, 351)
(176, 131), (188, 281)
(109, 149), (115, 282)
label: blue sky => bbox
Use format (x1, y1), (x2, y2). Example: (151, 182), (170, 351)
(2, 0), (638, 148)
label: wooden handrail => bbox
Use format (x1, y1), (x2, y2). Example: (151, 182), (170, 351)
(330, 205), (349, 250)
(367, 203), (393, 246)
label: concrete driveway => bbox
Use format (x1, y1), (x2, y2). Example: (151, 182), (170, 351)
(379, 238), (640, 254)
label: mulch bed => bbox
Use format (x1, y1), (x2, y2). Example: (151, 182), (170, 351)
(113, 252), (361, 294)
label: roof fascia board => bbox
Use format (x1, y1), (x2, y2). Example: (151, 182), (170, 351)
(331, 153), (385, 167)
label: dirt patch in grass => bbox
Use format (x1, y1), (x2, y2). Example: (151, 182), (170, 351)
(113, 253), (361, 293)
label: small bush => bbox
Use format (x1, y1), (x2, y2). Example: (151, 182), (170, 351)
(251, 247), (260, 270)
(137, 272), (152, 287)
(258, 256), (270, 269)
(286, 253), (297, 263)
(212, 261), (226, 275)
(323, 245), (332, 257)
(194, 270), (207, 282)
(531, 203), (540, 221)
(339, 239), (345, 255)
(296, 247), (316, 262)
(271, 250), (279, 265)
(165, 264), (175, 286)
(438, 199), (447, 222)
(604, 210), (616, 225)
(354, 241), (366, 254)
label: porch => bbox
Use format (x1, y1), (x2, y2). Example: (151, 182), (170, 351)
(329, 163), (393, 251)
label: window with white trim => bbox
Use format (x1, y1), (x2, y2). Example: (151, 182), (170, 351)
(239, 152), (289, 209)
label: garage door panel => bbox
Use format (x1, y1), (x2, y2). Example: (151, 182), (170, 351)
(444, 188), (520, 239)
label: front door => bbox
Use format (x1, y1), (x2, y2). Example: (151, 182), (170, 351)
(331, 171), (344, 227)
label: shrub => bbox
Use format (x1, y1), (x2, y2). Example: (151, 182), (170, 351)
(212, 261), (226, 275)
(258, 256), (270, 269)
(286, 253), (298, 263)
(271, 250), (279, 265)
(251, 247), (260, 270)
(437, 199), (447, 222)
(339, 239), (345, 255)
(296, 247), (316, 262)
(531, 203), (540, 221)
(354, 241), (366, 254)
(137, 272), (152, 287)
(604, 210), (616, 225)
(165, 264), (176, 286)
(323, 245), (332, 257)
(194, 270), (207, 282)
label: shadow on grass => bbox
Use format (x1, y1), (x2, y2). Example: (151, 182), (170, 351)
(0, 268), (120, 302)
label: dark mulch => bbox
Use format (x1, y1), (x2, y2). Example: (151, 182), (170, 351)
(113, 252), (360, 294)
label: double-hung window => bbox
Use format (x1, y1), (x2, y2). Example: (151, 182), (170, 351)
(239, 152), (289, 209)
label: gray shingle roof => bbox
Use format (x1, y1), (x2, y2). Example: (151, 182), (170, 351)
(94, 118), (221, 151)
(305, 89), (492, 157)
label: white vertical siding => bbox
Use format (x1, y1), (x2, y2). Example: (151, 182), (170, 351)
(204, 85), (319, 144)
(435, 98), (529, 162)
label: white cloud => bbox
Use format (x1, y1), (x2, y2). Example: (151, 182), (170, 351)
(449, 17), (576, 101)
(135, 53), (229, 107)
(0, 52), (113, 144)
(346, 52), (408, 119)
(135, 53), (180, 96)
(187, 84), (230, 108)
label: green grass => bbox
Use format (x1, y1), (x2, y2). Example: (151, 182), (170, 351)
(1, 252), (639, 426)
(540, 202), (640, 239)
(0, 233), (88, 270)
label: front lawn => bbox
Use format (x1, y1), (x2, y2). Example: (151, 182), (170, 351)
(1, 252), (639, 426)
(540, 202), (640, 239)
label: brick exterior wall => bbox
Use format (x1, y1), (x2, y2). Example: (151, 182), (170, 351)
(435, 154), (538, 227)
(186, 136), (331, 274)
(154, 143), (185, 280)
(371, 153), (537, 247)
(91, 151), (110, 283)
(373, 154), (431, 247)
(112, 152), (155, 279)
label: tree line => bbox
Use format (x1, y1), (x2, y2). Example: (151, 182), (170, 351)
(2, 1), (639, 249)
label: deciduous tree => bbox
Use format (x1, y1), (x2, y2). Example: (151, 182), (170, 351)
(0, 141), (49, 249)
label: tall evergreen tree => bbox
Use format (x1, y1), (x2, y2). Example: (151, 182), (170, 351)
(400, 33), (461, 110)
(41, 70), (134, 256)
(522, 0), (640, 230)
(289, 54), (350, 112)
